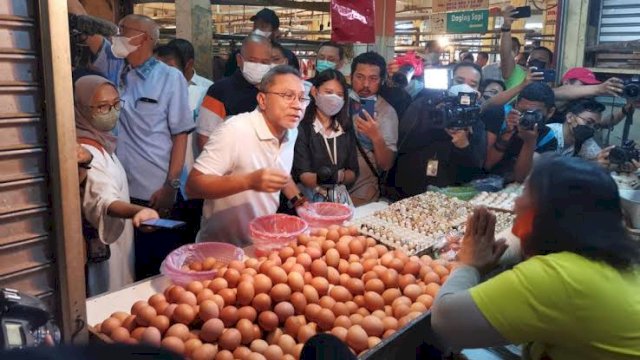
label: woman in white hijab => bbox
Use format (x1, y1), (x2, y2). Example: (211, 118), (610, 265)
(75, 75), (159, 296)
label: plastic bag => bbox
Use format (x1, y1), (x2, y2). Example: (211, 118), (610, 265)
(160, 242), (244, 286)
(393, 51), (425, 77)
(433, 231), (464, 261)
(331, 0), (375, 43)
(249, 214), (309, 254)
(297, 202), (354, 229)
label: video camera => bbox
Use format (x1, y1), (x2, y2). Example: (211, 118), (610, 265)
(623, 76), (640, 101)
(0, 288), (59, 349)
(68, 14), (118, 68)
(609, 140), (640, 165)
(427, 91), (481, 129)
(519, 109), (546, 131)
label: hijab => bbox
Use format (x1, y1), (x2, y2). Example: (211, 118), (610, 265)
(74, 75), (118, 154)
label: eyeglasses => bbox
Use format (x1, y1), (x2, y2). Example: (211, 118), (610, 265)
(264, 91), (310, 106)
(90, 100), (124, 114)
(575, 115), (598, 128)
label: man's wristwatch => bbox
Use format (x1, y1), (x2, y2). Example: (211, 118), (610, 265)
(288, 192), (308, 209)
(166, 179), (181, 190)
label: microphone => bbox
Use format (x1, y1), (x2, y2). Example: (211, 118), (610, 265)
(69, 14), (118, 37)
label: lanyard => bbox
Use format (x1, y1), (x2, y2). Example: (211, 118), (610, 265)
(322, 135), (338, 165)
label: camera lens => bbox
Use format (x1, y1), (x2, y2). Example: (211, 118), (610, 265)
(624, 84), (640, 100)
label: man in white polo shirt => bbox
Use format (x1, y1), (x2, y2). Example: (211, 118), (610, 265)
(186, 65), (309, 246)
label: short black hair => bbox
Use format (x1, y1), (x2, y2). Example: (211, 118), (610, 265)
(167, 38), (195, 64)
(480, 79), (505, 92)
(462, 53), (475, 62)
(532, 46), (554, 63)
(518, 82), (555, 109)
(526, 155), (640, 270)
(259, 64), (301, 92)
(272, 42), (300, 71)
(477, 51), (489, 60)
(566, 98), (606, 116)
(303, 69), (350, 132)
(318, 41), (345, 60)
(351, 51), (387, 81)
(452, 62), (483, 83)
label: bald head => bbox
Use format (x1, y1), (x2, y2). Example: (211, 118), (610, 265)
(237, 34), (272, 66)
(120, 14), (160, 45)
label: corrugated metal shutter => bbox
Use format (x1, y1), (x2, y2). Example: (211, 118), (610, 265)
(598, 0), (640, 43)
(0, 0), (56, 309)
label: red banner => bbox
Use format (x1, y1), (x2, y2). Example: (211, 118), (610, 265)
(331, 0), (376, 44)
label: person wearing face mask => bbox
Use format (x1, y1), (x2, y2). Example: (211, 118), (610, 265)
(292, 69), (359, 204)
(546, 99), (605, 160)
(74, 75), (159, 296)
(432, 156), (640, 359)
(313, 42), (346, 77)
(69, 1), (194, 280)
(196, 35), (273, 152)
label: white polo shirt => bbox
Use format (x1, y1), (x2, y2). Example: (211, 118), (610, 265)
(193, 109), (297, 247)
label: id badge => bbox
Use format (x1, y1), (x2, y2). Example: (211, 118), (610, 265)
(426, 160), (439, 177)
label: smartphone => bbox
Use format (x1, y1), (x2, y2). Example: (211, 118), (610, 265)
(528, 59), (547, 70)
(511, 6), (531, 19)
(424, 68), (450, 90)
(542, 69), (556, 82)
(359, 99), (376, 119)
(141, 218), (186, 229)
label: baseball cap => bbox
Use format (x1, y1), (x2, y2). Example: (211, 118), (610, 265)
(250, 8), (280, 30)
(562, 67), (601, 85)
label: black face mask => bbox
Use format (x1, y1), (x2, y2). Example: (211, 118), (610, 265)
(573, 124), (595, 155)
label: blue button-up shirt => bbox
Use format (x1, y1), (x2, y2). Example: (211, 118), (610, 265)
(92, 40), (194, 200)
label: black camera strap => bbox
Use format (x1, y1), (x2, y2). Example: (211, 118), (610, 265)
(355, 139), (380, 180)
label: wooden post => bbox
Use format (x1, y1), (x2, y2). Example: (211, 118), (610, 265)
(374, 0), (397, 62)
(38, 0), (88, 343)
(176, 0), (214, 79)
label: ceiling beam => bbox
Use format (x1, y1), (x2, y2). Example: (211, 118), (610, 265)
(134, 0), (330, 12)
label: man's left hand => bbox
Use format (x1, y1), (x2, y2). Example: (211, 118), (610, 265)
(517, 123), (539, 144)
(355, 110), (383, 142)
(149, 185), (177, 215)
(446, 128), (471, 148)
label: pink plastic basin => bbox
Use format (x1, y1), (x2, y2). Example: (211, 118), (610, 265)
(160, 242), (244, 286)
(250, 214), (308, 254)
(297, 202), (354, 228)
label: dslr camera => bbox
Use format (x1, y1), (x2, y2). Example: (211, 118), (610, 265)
(609, 140), (640, 165)
(428, 92), (481, 129)
(623, 76), (640, 101)
(519, 110), (546, 131)
(317, 165), (339, 185)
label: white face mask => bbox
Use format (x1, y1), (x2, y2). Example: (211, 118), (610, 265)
(253, 29), (272, 38)
(111, 33), (143, 59)
(448, 83), (478, 96)
(348, 89), (376, 102)
(242, 61), (272, 85)
(315, 93), (345, 116)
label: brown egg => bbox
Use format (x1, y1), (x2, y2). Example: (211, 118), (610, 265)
(247, 353), (267, 360)
(245, 258), (260, 270)
(356, 307), (371, 317)
(253, 324), (262, 341)
(360, 315), (384, 337)
(381, 288), (401, 306)
(361, 259), (377, 273)
(274, 301), (295, 324)
(334, 314), (351, 329)
(425, 283), (440, 298)
(252, 293), (272, 313)
(200, 318), (224, 342)
(318, 296), (336, 310)
(236, 306), (258, 322)
(331, 326), (348, 342)
(316, 308), (336, 331)
(292, 343), (304, 359)
(338, 259), (350, 274)
(166, 286), (186, 303)
(254, 274), (273, 294)
(202, 257), (217, 271)
(237, 318), (256, 345)
(121, 315), (138, 332)
(192, 343), (217, 360)
(297, 324), (316, 344)
(233, 347), (252, 360)
(131, 300), (149, 316)
(304, 303), (322, 323)
(196, 288), (216, 304)
(220, 306), (239, 327)
(190, 261), (203, 271)
(277, 334), (296, 356)
(329, 285), (352, 302)
(416, 294), (434, 309)
(303, 272), (313, 285)
(223, 268), (241, 288)
(270, 284), (292, 302)
(348, 240), (364, 256)
(305, 246), (322, 261)
(228, 259), (245, 272)
(210, 295), (225, 310)
(215, 349), (234, 360)
(309, 260), (328, 278)
(326, 267), (340, 286)
(264, 345), (284, 360)
(345, 301), (359, 315)
(218, 288), (237, 307)
(267, 266), (288, 285)
(161, 336), (185, 355)
(368, 336), (382, 349)
(324, 248), (340, 268)
(149, 315), (170, 334)
(382, 329), (396, 339)
(184, 338), (203, 357)
(289, 263), (305, 276)
(218, 328), (242, 351)
(346, 325), (368, 353)
(403, 284), (422, 302)
(381, 316), (399, 331)
(363, 292), (385, 312)
(111, 311), (130, 322)
(310, 277), (329, 297)
(326, 229), (340, 242)
(237, 281), (256, 306)
(353, 295), (365, 308)
(186, 281), (204, 295)
(130, 327), (147, 341)
(101, 317), (122, 336)
(259, 260), (276, 275)
(209, 278), (229, 293)
(199, 300), (220, 322)
(393, 304), (411, 319)
(347, 262), (364, 278)
(335, 242), (350, 259)
(279, 246), (295, 263)
(258, 311), (279, 331)
(379, 269), (399, 289)
(398, 274), (416, 291)
(287, 271), (304, 292)
(284, 316), (304, 337)
(365, 279), (385, 294)
(140, 326), (161, 346)
(152, 301), (170, 315)
(110, 327), (130, 342)
(302, 285), (319, 304)
(250, 339), (269, 354)
(410, 302), (427, 313)
(172, 304), (196, 325)
(165, 323), (190, 341)
(267, 328), (284, 346)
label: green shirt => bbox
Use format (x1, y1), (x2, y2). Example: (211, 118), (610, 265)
(470, 252), (640, 360)
(505, 65), (527, 89)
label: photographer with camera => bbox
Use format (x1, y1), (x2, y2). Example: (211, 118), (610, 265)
(292, 70), (358, 205)
(395, 63), (486, 197)
(484, 82), (558, 182)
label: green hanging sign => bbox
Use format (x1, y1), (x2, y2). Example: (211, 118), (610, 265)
(446, 10), (489, 33)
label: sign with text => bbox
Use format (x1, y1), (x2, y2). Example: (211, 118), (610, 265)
(433, 0), (489, 13)
(446, 10), (489, 34)
(430, 13), (447, 34)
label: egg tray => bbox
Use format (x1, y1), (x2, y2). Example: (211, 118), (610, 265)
(351, 192), (474, 256)
(468, 183), (524, 213)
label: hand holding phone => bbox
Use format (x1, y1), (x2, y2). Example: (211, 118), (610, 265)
(511, 6), (531, 19)
(359, 99), (376, 120)
(141, 218), (186, 229)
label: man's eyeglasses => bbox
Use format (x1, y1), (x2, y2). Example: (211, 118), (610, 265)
(575, 115), (598, 128)
(263, 91), (310, 106)
(90, 100), (124, 114)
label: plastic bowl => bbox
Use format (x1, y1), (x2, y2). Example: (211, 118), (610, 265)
(249, 214), (308, 254)
(160, 242), (244, 286)
(297, 202), (354, 229)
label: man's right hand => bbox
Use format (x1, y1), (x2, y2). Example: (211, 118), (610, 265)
(248, 168), (290, 193)
(501, 5), (516, 28)
(505, 109), (521, 133)
(597, 77), (624, 97)
(525, 67), (545, 84)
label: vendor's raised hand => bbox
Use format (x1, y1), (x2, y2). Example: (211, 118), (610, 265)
(501, 5), (516, 27)
(596, 145), (615, 169)
(355, 110), (383, 142)
(598, 77), (624, 97)
(446, 128), (471, 149)
(132, 208), (160, 228)
(458, 207), (508, 274)
(517, 123), (539, 144)
(248, 168), (290, 193)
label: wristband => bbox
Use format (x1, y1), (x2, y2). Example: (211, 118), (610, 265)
(288, 192), (307, 209)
